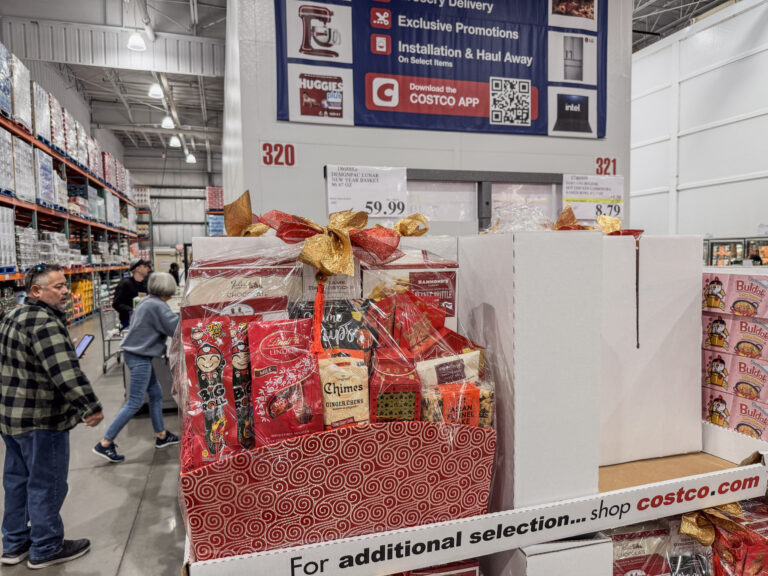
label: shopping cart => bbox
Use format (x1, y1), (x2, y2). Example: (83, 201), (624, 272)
(99, 305), (122, 373)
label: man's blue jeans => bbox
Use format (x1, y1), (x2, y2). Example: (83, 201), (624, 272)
(106, 351), (165, 441)
(1, 429), (70, 560)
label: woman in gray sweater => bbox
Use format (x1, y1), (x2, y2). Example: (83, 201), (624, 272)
(93, 273), (180, 463)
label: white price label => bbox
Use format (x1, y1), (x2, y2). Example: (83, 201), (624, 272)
(327, 165), (408, 217)
(563, 174), (624, 221)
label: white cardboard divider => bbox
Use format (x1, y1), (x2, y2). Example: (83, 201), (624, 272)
(185, 462), (768, 576)
(703, 421), (768, 464)
(506, 535), (613, 576)
(600, 236), (703, 466)
(458, 232), (603, 511)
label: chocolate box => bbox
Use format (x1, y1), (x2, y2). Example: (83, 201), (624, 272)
(186, 264), (302, 305)
(362, 249), (459, 331)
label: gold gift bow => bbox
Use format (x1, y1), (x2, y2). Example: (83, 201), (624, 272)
(679, 503), (746, 546)
(223, 192), (429, 276)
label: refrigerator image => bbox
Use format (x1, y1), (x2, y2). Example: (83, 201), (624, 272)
(564, 36), (584, 81)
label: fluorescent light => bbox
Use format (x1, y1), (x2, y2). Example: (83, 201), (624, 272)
(161, 115), (174, 129)
(148, 83), (163, 99)
(127, 31), (147, 52)
(169, 135), (181, 148)
(186, 153), (197, 164)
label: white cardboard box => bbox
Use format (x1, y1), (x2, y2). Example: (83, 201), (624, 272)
(600, 236), (703, 466)
(458, 232), (603, 512)
(501, 536), (613, 576)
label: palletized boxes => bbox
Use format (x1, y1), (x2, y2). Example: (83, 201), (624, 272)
(49, 94), (65, 151)
(10, 55), (31, 131)
(0, 43), (12, 118)
(115, 159), (125, 193)
(126, 204), (136, 232)
(63, 109), (76, 157)
(87, 136), (102, 176)
(206, 213), (225, 236)
(32, 82), (51, 142)
(75, 121), (88, 166)
(125, 169), (133, 201)
(102, 152), (116, 186)
(54, 171), (68, 209)
(12, 137), (35, 203)
(15, 226), (38, 270)
(0, 207), (16, 269)
(109, 192), (120, 226)
(0, 128), (13, 193)
(34, 148), (55, 205)
(205, 186), (224, 211)
(134, 186), (150, 207)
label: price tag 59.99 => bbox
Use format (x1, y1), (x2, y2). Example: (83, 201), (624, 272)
(364, 200), (406, 217)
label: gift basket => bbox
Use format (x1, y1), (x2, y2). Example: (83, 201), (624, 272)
(173, 197), (498, 562)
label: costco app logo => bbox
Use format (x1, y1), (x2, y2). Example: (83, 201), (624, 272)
(372, 77), (399, 107)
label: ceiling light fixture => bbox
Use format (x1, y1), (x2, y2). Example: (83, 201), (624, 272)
(127, 31), (146, 52)
(148, 83), (163, 99)
(169, 135), (181, 148)
(186, 152), (197, 164)
(161, 115), (174, 129)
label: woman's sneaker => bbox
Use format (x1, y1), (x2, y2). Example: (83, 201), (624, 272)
(155, 431), (180, 449)
(92, 442), (125, 463)
(27, 539), (91, 569)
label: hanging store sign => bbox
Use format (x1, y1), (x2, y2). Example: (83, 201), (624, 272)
(274, 1), (607, 138)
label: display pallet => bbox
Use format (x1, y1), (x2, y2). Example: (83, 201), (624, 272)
(0, 266), (17, 274)
(0, 189), (13, 198)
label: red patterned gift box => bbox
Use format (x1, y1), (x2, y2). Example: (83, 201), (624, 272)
(179, 421), (496, 562)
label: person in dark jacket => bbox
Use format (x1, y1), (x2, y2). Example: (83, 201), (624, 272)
(113, 259), (150, 329)
(94, 273), (180, 463)
(0, 263), (103, 569)
(168, 262), (180, 285)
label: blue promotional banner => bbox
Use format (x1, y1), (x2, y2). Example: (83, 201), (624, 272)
(275, 0), (606, 138)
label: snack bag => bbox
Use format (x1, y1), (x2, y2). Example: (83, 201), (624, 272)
(318, 349), (369, 429)
(230, 320), (255, 449)
(369, 348), (422, 423)
(180, 315), (239, 470)
(249, 318), (324, 448)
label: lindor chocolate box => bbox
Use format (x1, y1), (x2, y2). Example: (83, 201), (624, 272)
(362, 249), (458, 330)
(186, 261), (302, 305)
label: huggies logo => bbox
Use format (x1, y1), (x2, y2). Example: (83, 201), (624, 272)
(372, 77), (399, 107)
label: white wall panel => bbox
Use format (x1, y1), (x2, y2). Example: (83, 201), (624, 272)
(92, 128), (124, 163)
(629, 194), (669, 235)
(631, 45), (675, 98)
(678, 116), (768, 186)
(630, 141), (671, 193)
(680, 50), (768, 132)
(678, 181), (768, 237)
(679, 3), (768, 77)
(631, 88), (672, 144)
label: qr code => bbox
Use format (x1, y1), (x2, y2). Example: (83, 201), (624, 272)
(489, 77), (531, 126)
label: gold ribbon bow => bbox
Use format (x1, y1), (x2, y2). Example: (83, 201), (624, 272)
(679, 503), (746, 546)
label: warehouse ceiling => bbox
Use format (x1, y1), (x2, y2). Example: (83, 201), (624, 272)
(0, 0), (225, 183)
(633, 0), (737, 51)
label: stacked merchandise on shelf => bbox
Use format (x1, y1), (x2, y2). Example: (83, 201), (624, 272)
(53, 170), (68, 209)
(206, 213), (225, 236)
(134, 186), (150, 207)
(49, 93), (66, 152)
(175, 220), (498, 564)
(67, 183), (90, 218)
(33, 148), (55, 206)
(0, 287), (17, 317)
(0, 128), (13, 194)
(90, 187), (105, 222)
(124, 168), (133, 202)
(125, 204), (136, 232)
(38, 231), (71, 266)
(102, 151), (116, 188)
(118, 238), (131, 263)
(702, 270), (768, 440)
(205, 186), (224, 211)
(115, 159), (125, 193)
(10, 55), (31, 131)
(0, 42), (11, 117)
(75, 121), (88, 167)
(70, 276), (93, 318)
(32, 82), (51, 143)
(105, 190), (119, 227)
(15, 227), (38, 270)
(0, 207), (16, 270)
(63, 109), (77, 159)
(137, 222), (150, 237)
(12, 137), (35, 203)
(607, 519), (712, 575)
(87, 136), (103, 177)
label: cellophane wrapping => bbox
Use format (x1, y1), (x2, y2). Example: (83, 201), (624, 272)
(607, 519), (713, 575)
(0, 42), (12, 117)
(32, 82), (50, 142)
(49, 94), (65, 152)
(63, 109), (76, 157)
(10, 55), (31, 131)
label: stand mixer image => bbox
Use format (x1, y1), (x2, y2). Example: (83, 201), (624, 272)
(299, 5), (341, 57)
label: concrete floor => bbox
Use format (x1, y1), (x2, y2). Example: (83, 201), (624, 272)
(0, 315), (186, 575)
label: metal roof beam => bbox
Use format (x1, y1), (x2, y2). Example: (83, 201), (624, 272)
(0, 17), (224, 77)
(106, 69), (135, 124)
(94, 123), (222, 142)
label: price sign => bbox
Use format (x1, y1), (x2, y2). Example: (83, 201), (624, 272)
(326, 165), (408, 217)
(563, 174), (624, 221)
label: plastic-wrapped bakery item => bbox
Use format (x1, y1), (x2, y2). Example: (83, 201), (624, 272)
(0, 42), (11, 118)
(49, 94), (66, 152)
(10, 55), (31, 131)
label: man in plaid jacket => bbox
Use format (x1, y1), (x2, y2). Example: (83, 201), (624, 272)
(0, 264), (103, 569)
